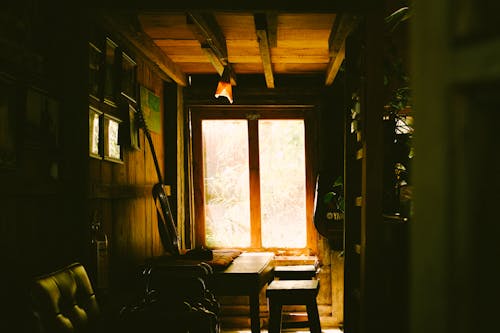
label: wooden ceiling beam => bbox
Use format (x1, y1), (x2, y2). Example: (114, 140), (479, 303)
(121, 0), (378, 12)
(99, 12), (187, 86)
(325, 14), (359, 85)
(187, 12), (237, 85)
(254, 13), (275, 88)
(325, 40), (345, 85)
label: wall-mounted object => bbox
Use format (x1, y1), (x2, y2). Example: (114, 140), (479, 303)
(89, 106), (103, 159)
(139, 86), (161, 134)
(120, 51), (137, 103)
(128, 104), (140, 150)
(88, 42), (103, 101)
(103, 114), (123, 163)
(103, 37), (118, 107)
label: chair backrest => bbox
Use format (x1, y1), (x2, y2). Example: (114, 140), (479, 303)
(31, 262), (100, 333)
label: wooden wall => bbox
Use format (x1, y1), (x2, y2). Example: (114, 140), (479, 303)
(88, 60), (167, 291)
(0, 2), (88, 276)
(0, 2), (177, 301)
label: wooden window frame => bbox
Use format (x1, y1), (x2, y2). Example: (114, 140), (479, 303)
(190, 106), (318, 255)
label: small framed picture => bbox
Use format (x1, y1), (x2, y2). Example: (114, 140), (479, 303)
(89, 106), (103, 159)
(128, 104), (140, 150)
(89, 42), (103, 101)
(103, 113), (123, 163)
(121, 51), (137, 103)
(103, 37), (118, 107)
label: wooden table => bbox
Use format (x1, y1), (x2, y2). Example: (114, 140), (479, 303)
(208, 252), (275, 333)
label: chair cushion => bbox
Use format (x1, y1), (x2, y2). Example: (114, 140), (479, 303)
(31, 263), (100, 333)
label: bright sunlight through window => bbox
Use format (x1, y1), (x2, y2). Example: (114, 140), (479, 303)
(201, 119), (306, 249)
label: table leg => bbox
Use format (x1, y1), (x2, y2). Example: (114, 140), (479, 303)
(267, 299), (283, 333)
(249, 292), (261, 333)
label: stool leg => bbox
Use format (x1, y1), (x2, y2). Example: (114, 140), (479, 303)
(306, 299), (321, 333)
(268, 299), (283, 333)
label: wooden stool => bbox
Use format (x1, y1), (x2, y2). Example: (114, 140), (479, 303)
(274, 265), (318, 280)
(266, 280), (321, 333)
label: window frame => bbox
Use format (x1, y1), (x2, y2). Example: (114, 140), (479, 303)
(190, 106), (318, 255)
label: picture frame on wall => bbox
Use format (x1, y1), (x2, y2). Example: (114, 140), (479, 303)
(88, 41), (103, 101)
(89, 106), (102, 159)
(103, 113), (123, 163)
(0, 74), (17, 170)
(139, 85), (161, 134)
(103, 37), (118, 107)
(120, 51), (137, 103)
(128, 104), (140, 150)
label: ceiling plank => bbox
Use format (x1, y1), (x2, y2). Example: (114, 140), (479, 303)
(186, 12), (237, 85)
(254, 13), (275, 88)
(99, 12), (187, 86)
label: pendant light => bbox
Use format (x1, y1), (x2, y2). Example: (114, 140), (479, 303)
(214, 66), (233, 103)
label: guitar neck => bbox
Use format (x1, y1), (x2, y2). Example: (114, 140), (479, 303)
(143, 130), (164, 185)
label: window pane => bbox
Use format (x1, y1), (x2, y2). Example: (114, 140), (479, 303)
(259, 120), (306, 248)
(202, 120), (251, 247)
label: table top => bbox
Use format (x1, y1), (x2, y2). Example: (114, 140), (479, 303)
(219, 252), (274, 275)
(210, 252), (275, 295)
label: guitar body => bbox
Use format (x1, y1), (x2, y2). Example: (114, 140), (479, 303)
(135, 106), (180, 256)
(153, 184), (180, 256)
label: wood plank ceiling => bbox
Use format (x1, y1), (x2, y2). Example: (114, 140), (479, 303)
(110, 10), (358, 88)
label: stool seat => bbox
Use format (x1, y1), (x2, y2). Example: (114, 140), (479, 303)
(266, 280), (321, 333)
(274, 265), (318, 280)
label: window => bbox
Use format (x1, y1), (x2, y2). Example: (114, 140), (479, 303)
(191, 108), (316, 253)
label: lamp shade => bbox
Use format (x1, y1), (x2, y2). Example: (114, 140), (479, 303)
(215, 81), (233, 103)
(214, 67), (233, 103)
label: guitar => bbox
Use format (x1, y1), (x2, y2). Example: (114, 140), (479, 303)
(135, 107), (180, 256)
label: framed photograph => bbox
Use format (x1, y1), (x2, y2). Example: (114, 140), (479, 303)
(128, 104), (140, 150)
(89, 106), (102, 159)
(121, 51), (137, 103)
(103, 37), (118, 107)
(88, 41), (103, 101)
(0, 74), (17, 170)
(103, 113), (123, 163)
(139, 85), (161, 134)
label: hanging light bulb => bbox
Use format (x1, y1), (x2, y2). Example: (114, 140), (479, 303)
(215, 67), (233, 103)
